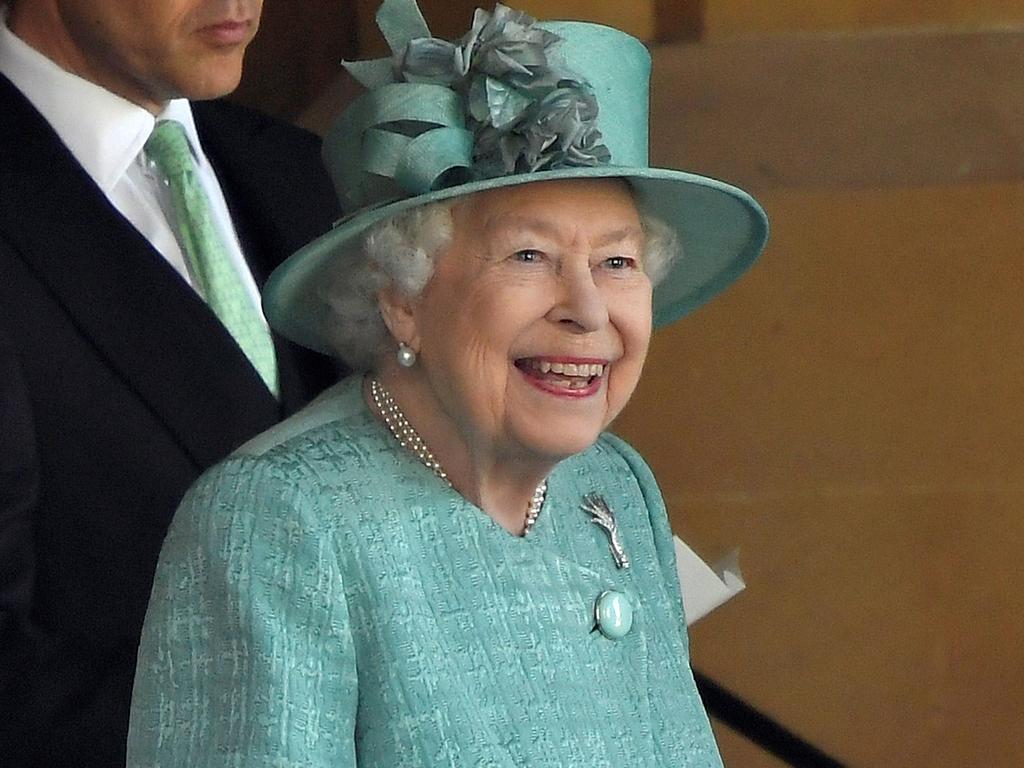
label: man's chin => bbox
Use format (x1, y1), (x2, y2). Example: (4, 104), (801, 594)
(170, 58), (247, 102)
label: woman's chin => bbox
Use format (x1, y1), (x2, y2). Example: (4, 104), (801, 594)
(505, 368), (617, 460)
(509, 421), (604, 464)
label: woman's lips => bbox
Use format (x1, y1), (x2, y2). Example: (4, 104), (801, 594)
(197, 20), (252, 46)
(515, 357), (608, 398)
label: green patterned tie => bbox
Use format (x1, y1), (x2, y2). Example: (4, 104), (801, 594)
(145, 120), (279, 397)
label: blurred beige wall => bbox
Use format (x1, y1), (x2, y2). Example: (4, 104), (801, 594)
(705, 0), (1024, 36)
(238, 2), (1024, 765)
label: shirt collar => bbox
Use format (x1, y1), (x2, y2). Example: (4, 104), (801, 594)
(0, 4), (204, 194)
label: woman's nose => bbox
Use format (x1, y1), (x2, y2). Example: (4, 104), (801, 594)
(547, 264), (609, 332)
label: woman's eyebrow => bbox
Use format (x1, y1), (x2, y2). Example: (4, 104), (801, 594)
(490, 216), (562, 239)
(593, 226), (645, 248)
(491, 218), (644, 247)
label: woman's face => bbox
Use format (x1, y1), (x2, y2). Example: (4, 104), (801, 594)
(406, 178), (653, 465)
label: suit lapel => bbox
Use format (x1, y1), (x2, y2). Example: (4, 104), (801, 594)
(0, 75), (283, 469)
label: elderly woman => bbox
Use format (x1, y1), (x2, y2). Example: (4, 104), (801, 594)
(127, 1), (767, 766)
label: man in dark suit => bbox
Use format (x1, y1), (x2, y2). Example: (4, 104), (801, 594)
(0, 0), (343, 764)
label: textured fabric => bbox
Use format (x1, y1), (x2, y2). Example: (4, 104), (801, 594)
(145, 120), (279, 396)
(128, 376), (722, 767)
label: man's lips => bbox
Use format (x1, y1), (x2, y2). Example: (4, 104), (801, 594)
(196, 20), (252, 46)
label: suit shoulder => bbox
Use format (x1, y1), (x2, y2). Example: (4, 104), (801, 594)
(191, 99), (321, 153)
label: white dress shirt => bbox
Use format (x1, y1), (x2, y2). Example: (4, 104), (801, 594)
(0, 5), (265, 316)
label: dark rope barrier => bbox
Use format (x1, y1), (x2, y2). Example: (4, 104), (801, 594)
(694, 670), (849, 767)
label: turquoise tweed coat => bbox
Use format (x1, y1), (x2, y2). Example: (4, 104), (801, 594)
(127, 376), (722, 766)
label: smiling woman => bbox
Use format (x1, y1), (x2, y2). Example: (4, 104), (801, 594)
(377, 180), (655, 514)
(319, 179), (673, 504)
(126, 0), (768, 765)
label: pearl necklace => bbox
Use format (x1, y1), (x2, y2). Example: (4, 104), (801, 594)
(369, 378), (547, 535)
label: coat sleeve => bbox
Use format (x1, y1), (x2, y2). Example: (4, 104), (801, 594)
(0, 323), (44, 711)
(0, 257), (154, 763)
(0, 319), (84, 763)
(127, 456), (358, 767)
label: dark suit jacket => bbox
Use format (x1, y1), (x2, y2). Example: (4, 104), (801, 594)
(0, 74), (343, 766)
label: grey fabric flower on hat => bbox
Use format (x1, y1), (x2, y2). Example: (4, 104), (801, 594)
(394, 3), (611, 176)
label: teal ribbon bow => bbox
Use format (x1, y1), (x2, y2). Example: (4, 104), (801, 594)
(327, 0), (611, 212)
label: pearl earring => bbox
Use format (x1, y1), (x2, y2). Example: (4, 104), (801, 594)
(396, 342), (417, 368)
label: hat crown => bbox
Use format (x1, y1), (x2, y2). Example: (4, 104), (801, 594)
(323, 6), (652, 216)
(541, 22), (650, 167)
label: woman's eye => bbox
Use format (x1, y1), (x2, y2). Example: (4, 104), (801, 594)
(603, 256), (637, 270)
(513, 249), (542, 263)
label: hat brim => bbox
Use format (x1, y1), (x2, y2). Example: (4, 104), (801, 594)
(263, 165), (769, 355)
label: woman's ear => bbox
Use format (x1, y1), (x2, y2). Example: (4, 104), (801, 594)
(377, 284), (421, 352)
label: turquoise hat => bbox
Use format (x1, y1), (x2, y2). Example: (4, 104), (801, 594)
(264, 0), (769, 355)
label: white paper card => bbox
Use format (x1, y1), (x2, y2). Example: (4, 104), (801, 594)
(674, 535), (745, 626)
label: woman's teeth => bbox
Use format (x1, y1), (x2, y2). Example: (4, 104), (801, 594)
(520, 359), (606, 378)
